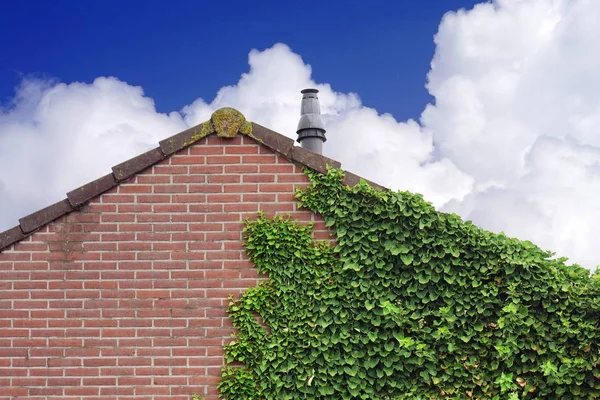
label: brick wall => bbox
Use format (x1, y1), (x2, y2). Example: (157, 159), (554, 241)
(0, 135), (331, 400)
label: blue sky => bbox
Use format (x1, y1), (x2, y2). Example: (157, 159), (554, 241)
(2, 0), (600, 270)
(0, 0), (480, 122)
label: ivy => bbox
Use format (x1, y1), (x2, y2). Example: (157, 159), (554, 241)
(219, 167), (600, 399)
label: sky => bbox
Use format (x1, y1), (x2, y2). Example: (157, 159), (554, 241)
(1, 0), (600, 271)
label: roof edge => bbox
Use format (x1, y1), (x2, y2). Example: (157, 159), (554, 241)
(0, 110), (389, 252)
(19, 199), (73, 234)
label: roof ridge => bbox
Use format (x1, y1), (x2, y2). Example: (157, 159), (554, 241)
(0, 108), (386, 252)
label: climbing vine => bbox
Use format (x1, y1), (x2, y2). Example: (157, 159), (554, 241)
(219, 167), (600, 399)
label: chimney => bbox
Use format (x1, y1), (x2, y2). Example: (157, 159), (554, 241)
(296, 88), (326, 154)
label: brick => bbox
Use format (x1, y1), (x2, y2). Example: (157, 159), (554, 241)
(243, 174), (275, 183)
(135, 367), (170, 376)
(224, 145), (259, 154)
(206, 194), (240, 203)
(66, 368), (100, 377)
(153, 223), (187, 232)
(83, 358), (117, 367)
(206, 135), (242, 145)
(153, 376), (187, 385)
(171, 252), (205, 261)
(206, 155), (240, 164)
(2, 388), (28, 396)
(0, 310), (29, 319)
(119, 185), (153, 193)
(0, 348), (28, 357)
(242, 193), (276, 202)
(187, 184), (221, 194)
(83, 377), (116, 385)
(14, 319), (47, 328)
(65, 386), (100, 394)
(171, 155), (205, 165)
(242, 154), (277, 164)
(208, 175), (240, 183)
(206, 251), (240, 260)
(12, 242), (48, 251)
(137, 194), (171, 203)
(155, 357), (187, 366)
(118, 376), (151, 385)
(153, 165), (188, 175)
(172, 194), (207, 203)
(223, 184), (258, 193)
(224, 203), (258, 212)
(0, 124), (340, 399)
(260, 164), (294, 173)
(189, 165), (222, 174)
(259, 183), (294, 192)
(48, 358), (82, 367)
(153, 184), (187, 193)
(29, 387), (63, 395)
(100, 367), (135, 376)
(224, 165), (258, 173)
(47, 378), (81, 386)
(277, 174), (310, 183)
(137, 175), (170, 184)
(190, 146), (224, 155)
(173, 175), (206, 183)
(260, 203), (294, 212)
(14, 281), (47, 289)
(102, 194), (134, 203)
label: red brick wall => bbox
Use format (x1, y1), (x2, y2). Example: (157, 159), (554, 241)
(0, 135), (331, 400)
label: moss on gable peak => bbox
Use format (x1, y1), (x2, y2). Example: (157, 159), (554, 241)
(210, 107), (253, 138)
(183, 108), (254, 147)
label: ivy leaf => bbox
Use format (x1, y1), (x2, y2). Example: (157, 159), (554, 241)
(400, 254), (414, 265)
(343, 262), (361, 272)
(344, 365), (358, 377)
(224, 170), (600, 400)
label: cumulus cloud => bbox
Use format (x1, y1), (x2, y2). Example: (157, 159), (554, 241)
(428, 0), (600, 269)
(182, 44), (473, 207)
(2, 0), (600, 270)
(0, 43), (472, 234)
(0, 77), (186, 227)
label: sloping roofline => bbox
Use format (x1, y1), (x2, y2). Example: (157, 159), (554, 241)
(0, 108), (387, 251)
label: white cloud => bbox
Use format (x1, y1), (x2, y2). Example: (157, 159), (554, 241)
(0, 77), (186, 226)
(426, 0), (600, 269)
(2, 0), (600, 270)
(182, 44), (473, 207)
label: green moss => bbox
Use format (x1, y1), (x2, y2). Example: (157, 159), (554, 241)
(183, 121), (213, 147)
(201, 120), (215, 137)
(182, 108), (253, 147)
(212, 107), (252, 138)
(240, 120), (252, 135)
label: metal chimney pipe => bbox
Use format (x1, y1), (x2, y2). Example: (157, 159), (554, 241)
(296, 88), (326, 154)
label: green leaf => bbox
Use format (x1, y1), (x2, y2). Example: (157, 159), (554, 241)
(224, 170), (600, 400)
(401, 254), (414, 265)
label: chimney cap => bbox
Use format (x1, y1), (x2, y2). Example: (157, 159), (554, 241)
(297, 88), (326, 153)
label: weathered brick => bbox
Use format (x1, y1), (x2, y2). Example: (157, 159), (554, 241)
(0, 129), (336, 399)
(206, 155), (240, 164)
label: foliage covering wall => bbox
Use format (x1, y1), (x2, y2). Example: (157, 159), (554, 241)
(220, 168), (600, 399)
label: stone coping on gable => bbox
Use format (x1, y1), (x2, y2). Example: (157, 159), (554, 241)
(0, 110), (388, 252)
